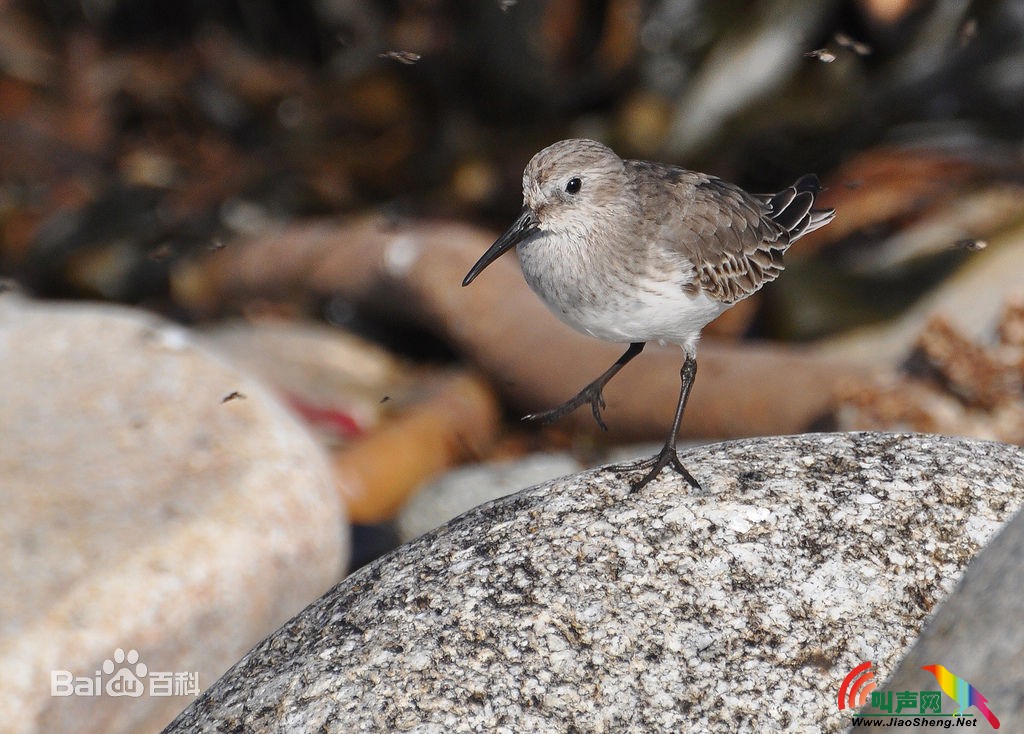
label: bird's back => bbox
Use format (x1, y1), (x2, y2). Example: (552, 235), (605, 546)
(627, 160), (835, 304)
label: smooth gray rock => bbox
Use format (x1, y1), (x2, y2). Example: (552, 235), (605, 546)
(0, 295), (346, 734)
(871, 505), (1024, 732)
(397, 453), (584, 543)
(163, 433), (1023, 733)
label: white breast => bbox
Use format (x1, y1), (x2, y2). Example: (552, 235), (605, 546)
(517, 231), (729, 348)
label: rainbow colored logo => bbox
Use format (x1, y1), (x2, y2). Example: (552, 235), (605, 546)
(921, 664), (1000, 729)
(837, 661), (1000, 729)
(837, 661), (876, 711)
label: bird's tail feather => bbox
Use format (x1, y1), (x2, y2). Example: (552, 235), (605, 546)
(758, 174), (835, 243)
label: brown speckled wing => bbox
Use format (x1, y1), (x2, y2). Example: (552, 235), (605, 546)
(629, 162), (834, 304)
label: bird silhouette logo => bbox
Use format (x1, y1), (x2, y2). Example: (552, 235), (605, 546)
(921, 664), (1000, 729)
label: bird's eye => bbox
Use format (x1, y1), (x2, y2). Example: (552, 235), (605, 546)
(565, 177), (582, 194)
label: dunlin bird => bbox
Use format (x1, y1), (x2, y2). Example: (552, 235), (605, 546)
(463, 139), (835, 490)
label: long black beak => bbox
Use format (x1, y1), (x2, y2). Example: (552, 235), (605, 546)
(462, 207), (539, 287)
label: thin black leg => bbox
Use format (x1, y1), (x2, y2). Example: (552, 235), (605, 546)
(630, 352), (701, 491)
(523, 342), (645, 431)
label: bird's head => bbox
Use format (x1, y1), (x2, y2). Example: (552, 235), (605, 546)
(462, 139), (630, 286)
(521, 138), (629, 236)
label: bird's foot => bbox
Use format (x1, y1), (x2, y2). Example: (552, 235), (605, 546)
(523, 383), (609, 431)
(614, 443), (702, 492)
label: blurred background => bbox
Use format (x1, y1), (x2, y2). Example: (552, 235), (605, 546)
(3, 1), (1024, 730)
(4, 0), (1024, 548)
(5, 0), (1024, 547)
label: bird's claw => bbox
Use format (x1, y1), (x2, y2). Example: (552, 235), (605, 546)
(589, 392), (608, 432)
(523, 384), (610, 431)
(612, 445), (702, 492)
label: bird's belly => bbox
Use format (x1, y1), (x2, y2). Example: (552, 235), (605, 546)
(531, 276), (728, 346)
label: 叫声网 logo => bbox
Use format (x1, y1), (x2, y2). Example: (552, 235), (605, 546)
(838, 661), (877, 711)
(838, 661), (1000, 729)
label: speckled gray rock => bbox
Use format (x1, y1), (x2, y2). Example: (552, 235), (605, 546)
(871, 504), (1024, 732)
(397, 445), (693, 543)
(164, 433), (1023, 733)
